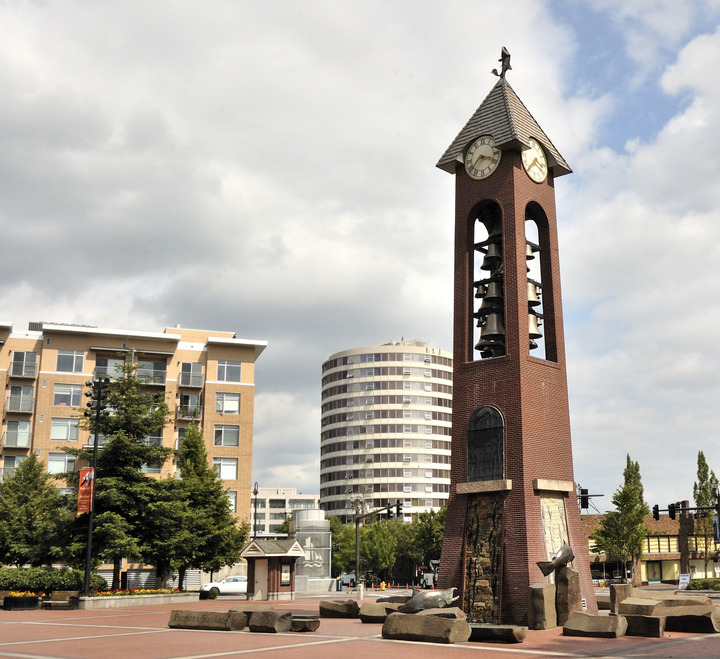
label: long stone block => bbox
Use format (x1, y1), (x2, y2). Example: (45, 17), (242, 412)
(382, 612), (471, 644)
(469, 623), (527, 643)
(562, 611), (627, 638)
(417, 606), (467, 620)
(664, 608), (720, 633)
(248, 610), (292, 633)
(617, 597), (661, 616)
(359, 602), (402, 623)
(168, 610), (246, 631)
(319, 599), (360, 618)
(625, 614), (665, 638)
(290, 615), (321, 632)
(610, 584), (633, 614)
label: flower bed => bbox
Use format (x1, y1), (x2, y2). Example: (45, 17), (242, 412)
(3, 592), (40, 611)
(89, 588), (181, 597)
(79, 591), (199, 610)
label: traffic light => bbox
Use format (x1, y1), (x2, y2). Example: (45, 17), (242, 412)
(395, 500), (402, 519)
(84, 378), (111, 425)
(652, 504), (659, 521)
(580, 488), (589, 509)
(668, 503), (676, 520)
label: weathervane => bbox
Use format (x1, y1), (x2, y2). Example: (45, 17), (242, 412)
(491, 47), (511, 79)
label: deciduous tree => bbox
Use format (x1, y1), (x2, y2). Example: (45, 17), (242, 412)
(693, 450), (718, 577)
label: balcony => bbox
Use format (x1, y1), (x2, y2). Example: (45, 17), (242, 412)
(179, 372), (203, 388)
(176, 405), (202, 420)
(10, 362), (37, 378)
(6, 396), (34, 413)
(3, 431), (32, 448)
(136, 368), (167, 386)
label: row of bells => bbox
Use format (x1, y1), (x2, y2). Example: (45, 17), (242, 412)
(474, 240), (543, 355)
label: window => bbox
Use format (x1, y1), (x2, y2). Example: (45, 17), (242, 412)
(4, 420), (31, 448)
(50, 418), (79, 442)
(180, 362), (203, 387)
(217, 360), (241, 382)
(215, 392), (240, 414)
(137, 359), (166, 385)
(57, 350), (84, 373)
(3, 455), (26, 477)
(95, 357), (125, 378)
(269, 499), (286, 509)
(227, 491), (237, 513)
(178, 393), (201, 418)
(11, 351), (37, 377)
(7, 385), (34, 412)
(48, 452), (76, 474)
(214, 424), (239, 446)
(53, 383), (82, 407)
(142, 430), (163, 447)
(213, 457), (238, 479)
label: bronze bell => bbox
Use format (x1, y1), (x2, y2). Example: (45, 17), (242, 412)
(527, 281), (541, 307)
(475, 282), (486, 299)
(481, 243), (502, 271)
(485, 281), (503, 303)
(529, 338), (538, 350)
(482, 313), (505, 339)
(529, 312), (542, 339)
(526, 243), (537, 260)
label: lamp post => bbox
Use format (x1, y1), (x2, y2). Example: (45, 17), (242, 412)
(349, 495), (365, 587)
(82, 378), (110, 596)
(253, 482), (259, 539)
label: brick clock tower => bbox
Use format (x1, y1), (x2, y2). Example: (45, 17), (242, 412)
(436, 54), (597, 624)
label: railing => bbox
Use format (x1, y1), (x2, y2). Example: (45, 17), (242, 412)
(136, 368), (167, 385)
(2, 431), (32, 448)
(10, 362), (37, 378)
(176, 405), (202, 420)
(179, 372), (203, 388)
(6, 396), (34, 413)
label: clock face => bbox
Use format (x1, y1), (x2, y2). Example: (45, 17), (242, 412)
(522, 138), (548, 183)
(465, 135), (501, 180)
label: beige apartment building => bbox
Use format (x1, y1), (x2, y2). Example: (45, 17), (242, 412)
(0, 321), (266, 525)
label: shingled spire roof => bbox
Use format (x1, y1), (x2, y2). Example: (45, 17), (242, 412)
(436, 78), (571, 177)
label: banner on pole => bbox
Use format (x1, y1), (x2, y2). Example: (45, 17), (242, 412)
(77, 468), (94, 515)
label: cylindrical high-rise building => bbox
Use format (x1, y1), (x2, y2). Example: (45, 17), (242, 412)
(320, 340), (453, 521)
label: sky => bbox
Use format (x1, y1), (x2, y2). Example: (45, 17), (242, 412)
(2, 0), (720, 513)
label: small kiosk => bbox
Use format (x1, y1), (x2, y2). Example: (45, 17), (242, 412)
(240, 538), (305, 601)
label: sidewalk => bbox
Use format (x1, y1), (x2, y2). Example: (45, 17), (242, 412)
(1, 592), (719, 659)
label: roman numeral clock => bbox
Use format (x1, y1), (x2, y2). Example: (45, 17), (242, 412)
(435, 50), (596, 624)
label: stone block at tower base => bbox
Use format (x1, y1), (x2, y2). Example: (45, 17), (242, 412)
(562, 611), (627, 638)
(319, 599), (360, 618)
(528, 583), (557, 630)
(468, 623), (527, 643)
(382, 612), (471, 644)
(625, 614), (665, 638)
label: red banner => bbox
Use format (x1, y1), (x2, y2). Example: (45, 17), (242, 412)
(77, 468), (94, 515)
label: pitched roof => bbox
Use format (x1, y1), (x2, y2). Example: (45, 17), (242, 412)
(240, 538), (305, 558)
(436, 79), (571, 177)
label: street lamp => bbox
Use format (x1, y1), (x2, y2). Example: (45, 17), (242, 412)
(253, 482), (259, 539)
(349, 495), (366, 587)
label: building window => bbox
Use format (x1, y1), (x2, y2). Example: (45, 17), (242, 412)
(11, 351), (37, 377)
(214, 424), (239, 446)
(180, 362), (203, 387)
(48, 452), (76, 474)
(216, 392), (240, 414)
(178, 393), (201, 419)
(4, 420), (31, 448)
(467, 406), (504, 482)
(227, 491), (237, 513)
(217, 360), (242, 382)
(269, 499), (286, 509)
(95, 357), (125, 378)
(50, 418), (79, 442)
(3, 455), (27, 477)
(57, 350), (84, 373)
(213, 457), (238, 479)
(141, 430), (163, 447)
(8, 385), (34, 412)
(53, 383), (82, 407)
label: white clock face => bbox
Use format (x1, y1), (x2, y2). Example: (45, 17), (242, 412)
(465, 135), (501, 180)
(522, 138), (548, 183)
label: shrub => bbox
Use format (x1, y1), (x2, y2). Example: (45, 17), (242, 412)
(686, 578), (720, 591)
(0, 567), (106, 593)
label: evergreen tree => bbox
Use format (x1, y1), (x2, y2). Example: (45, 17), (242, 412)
(164, 423), (248, 589)
(693, 450), (718, 577)
(591, 454), (650, 584)
(0, 454), (71, 567)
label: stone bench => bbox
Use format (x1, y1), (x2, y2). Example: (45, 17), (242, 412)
(248, 610), (292, 633)
(469, 623), (527, 643)
(562, 611), (627, 638)
(290, 615), (321, 632)
(42, 591), (80, 610)
(168, 610), (247, 631)
(319, 599), (359, 618)
(382, 612), (471, 644)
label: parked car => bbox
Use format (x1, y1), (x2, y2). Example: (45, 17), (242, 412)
(200, 575), (248, 597)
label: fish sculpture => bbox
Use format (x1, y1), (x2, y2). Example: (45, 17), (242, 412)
(398, 587), (459, 613)
(537, 543), (574, 577)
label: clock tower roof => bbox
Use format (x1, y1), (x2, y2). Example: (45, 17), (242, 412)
(436, 78), (571, 177)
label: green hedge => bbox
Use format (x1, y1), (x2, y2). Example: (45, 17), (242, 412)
(686, 578), (720, 591)
(0, 567), (107, 593)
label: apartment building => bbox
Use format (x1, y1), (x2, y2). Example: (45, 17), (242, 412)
(320, 340), (453, 521)
(0, 321), (266, 524)
(250, 487), (321, 536)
